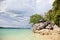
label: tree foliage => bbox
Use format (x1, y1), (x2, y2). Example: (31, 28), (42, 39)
(53, 0), (60, 11)
(30, 14), (43, 24)
(45, 0), (60, 27)
(45, 10), (54, 21)
(53, 0), (60, 27)
(30, 0), (60, 27)
(54, 10), (60, 27)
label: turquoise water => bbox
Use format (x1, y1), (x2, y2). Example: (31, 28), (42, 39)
(0, 29), (35, 40)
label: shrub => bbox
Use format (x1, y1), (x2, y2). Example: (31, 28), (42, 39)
(30, 14), (43, 24)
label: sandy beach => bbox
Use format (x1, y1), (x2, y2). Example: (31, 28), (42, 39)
(33, 33), (60, 40)
(1, 33), (60, 40)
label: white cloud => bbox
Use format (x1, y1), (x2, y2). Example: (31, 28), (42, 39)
(0, 0), (54, 27)
(35, 0), (54, 15)
(0, 0), (7, 12)
(0, 7), (6, 12)
(6, 12), (17, 17)
(48, 0), (54, 5)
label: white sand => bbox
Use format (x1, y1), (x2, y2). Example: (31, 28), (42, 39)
(33, 33), (60, 40)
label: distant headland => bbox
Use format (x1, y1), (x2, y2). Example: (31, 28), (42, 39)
(0, 27), (31, 29)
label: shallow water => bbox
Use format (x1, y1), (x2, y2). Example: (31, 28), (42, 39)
(0, 29), (35, 40)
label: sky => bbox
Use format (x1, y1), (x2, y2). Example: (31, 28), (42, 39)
(0, 0), (54, 28)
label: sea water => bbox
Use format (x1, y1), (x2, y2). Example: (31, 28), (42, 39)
(0, 29), (36, 40)
(1, 29), (60, 40)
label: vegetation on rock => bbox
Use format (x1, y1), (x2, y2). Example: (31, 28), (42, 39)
(29, 0), (60, 35)
(30, 14), (43, 24)
(54, 11), (60, 27)
(45, 0), (60, 27)
(30, 0), (60, 27)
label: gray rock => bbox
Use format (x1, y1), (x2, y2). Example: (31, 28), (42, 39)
(32, 21), (59, 33)
(46, 24), (53, 30)
(37, 23), (45, 30)
(32, 21), (50, 32)
(38, 21), (51, 29)
(53, 25), (59, 29)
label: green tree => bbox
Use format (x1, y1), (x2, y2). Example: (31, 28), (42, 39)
(54, 10), (60, 27)
(52, 0), (60, 16)
(53, 0), (60, 27)
(53, 0), (60, 11)
(45, 10), (54, 21)
(30, 14), (43, 24)
(45, 0), (60, 27)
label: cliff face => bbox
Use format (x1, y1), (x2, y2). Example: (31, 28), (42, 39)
(32, 21), (60, 35)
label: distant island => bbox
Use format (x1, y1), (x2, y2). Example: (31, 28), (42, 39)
(0, 27), (31, 29)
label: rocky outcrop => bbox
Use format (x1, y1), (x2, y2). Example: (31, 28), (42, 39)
(32, 21), (60, 35)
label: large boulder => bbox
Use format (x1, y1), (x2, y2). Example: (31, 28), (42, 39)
(53, 25), (59, 30)
(46, 24), (53, 30)
(32, 23), (39, 31)
(32, 21), (51, 33)
(32, 21), (50, 30)
(32, 21), (60, 34)
(53, 25), (60, 34)
(37, 23), (45, 30)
